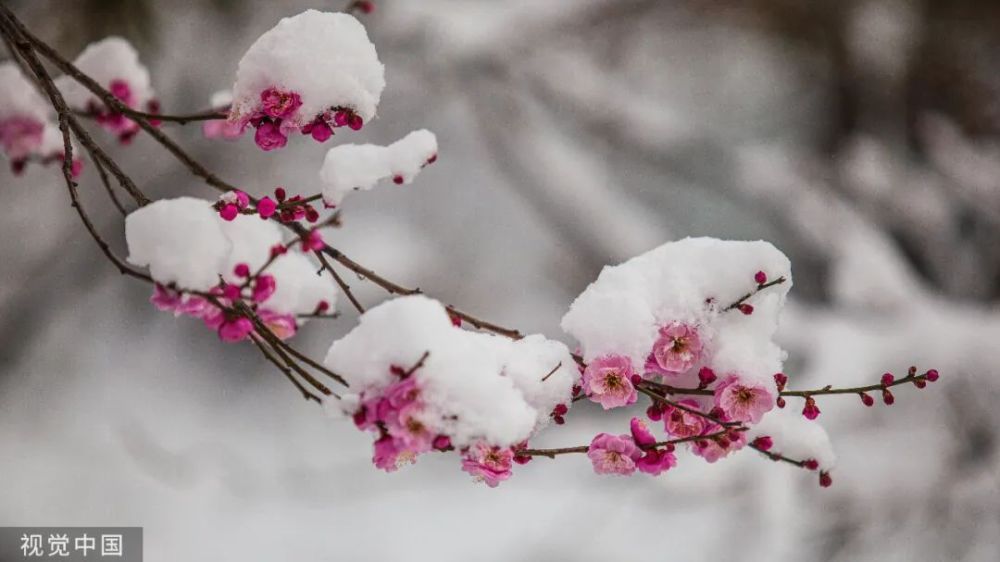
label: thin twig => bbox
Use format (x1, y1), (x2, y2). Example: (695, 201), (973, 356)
(541, 362), (562, 382)
(781, 370), (932, 398)
(315, 250), (365, 314)
(749, 443), (808, 468)
(74, 107), (226, 125)
(636, 384), (743, 428)
(722, 276), (787, 312)
(90, 149), (126, 215)
(249, 334), (322, 403)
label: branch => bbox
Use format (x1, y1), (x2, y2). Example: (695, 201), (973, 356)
(519, 428), (743, 459)
(0, 17), (151, 281)
(636, 384), (743, 428)
(249, 334), (322, 403)
(722, 276), (787, 312)
(4, 4), (526, 341)
(74, 107), (227, 125)
(781, 368), (934, 398)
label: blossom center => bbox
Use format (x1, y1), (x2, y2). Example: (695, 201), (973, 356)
(736, 387), (754, 404)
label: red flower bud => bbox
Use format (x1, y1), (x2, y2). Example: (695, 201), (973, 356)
(819, 471), (833, 487)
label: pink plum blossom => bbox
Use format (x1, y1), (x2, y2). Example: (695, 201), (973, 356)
(301, 229), (324, 251)
(0, 116), (43, 160)
(663, 398), (707, 438)
(690, 424), (748, 463)
(150, 284), (182, 312)
(109, 79), (133, 106)
(254, 121), (287, 151)
(257, 196), (277, 219)
(218, 316), (254, 342)
(202, 119), (245, 140)
(391, 403), (434, 453)
(252, 274), (276, 303)
(373, 434), (413, 472)
(587, 433), (640, 475)
(636, 448), (677, 476)
(260, 87), (302, 119)
(630, 417), (657, 446)
(461, 443), (514, 487)
(302, 119), (333, 142)
(803, 396), (821, 419)
(582, 355), (638, 409)
(713, 374), (776, 424)
(646, 322), (703, 376)
(258, 309), (297, 340)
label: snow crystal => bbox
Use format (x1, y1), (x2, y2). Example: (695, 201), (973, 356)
(125, 197), (232, 290)
(749, 408), (837, 470)
(561, 237), (792, 389)
(265, 252), (338, 316)
(319, 129), (438, 206)
(55, 37), (155, 111)
(230, 10), (385, 125)
(324, 295), (577, 446)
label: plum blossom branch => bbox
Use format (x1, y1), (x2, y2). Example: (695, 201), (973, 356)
(636, 384), (742, 428)
(0, 4), (936, 490)
(0, 19), (150, 281)
(780, 367), (937, 398)
(722, 275), (787, 313)
(3, 5), (525, 342)
(249, 334), (323, 403)
(314, 250), (366, 314)
(518, 428), (740, 459)
(74, 107), (227, 125)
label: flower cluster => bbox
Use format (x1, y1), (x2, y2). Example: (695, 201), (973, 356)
(150, 274), (300, 343)
(0, 63), (82, 176)
(565, 238), (793, 467)
(586, 418), (677, 476)
(54, 37), (158, 143)
(229, 10), (385, 152)
(325, 296), (578, 486)
(243, 86), (366, 151)
(125, 197), (338, 340)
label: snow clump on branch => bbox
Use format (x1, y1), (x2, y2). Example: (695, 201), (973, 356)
(54, 37), (158, 143)
(323, 295), (577, 484)
(125, 197), (337, 342)
(319, 129), (437, 206)
(229, 10), (385, 151)
(0, 63), (81, 176)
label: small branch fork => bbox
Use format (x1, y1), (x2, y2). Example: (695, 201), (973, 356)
(722, 276), (787, 312)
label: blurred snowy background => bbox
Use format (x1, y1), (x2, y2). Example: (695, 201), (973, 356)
(2, 0), (999, 560)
